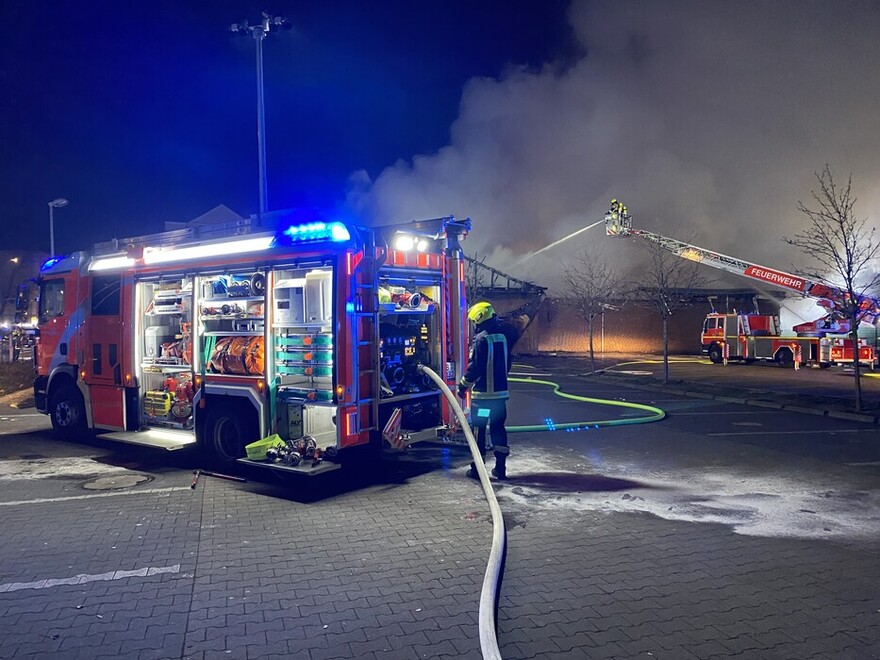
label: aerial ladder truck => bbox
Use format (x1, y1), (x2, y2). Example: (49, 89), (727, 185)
(604, 200), (878, 369)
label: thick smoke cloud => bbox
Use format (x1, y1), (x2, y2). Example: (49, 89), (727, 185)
(348, 0), (880, 293)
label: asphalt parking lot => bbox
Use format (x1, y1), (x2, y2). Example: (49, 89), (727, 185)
(0, 355), (878, 659)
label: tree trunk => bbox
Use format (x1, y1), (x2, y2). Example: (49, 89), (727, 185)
(851, 319), (863, 413)
(662, 315), (670, 384)
(587, 316), (596, 374)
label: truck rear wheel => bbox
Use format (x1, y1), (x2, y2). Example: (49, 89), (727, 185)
(49, 383), (86, 438)
(204, 406), (257, 465)
(708, 344), (723, 364)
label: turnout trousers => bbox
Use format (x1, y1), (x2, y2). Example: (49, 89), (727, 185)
(470, 398), (509, 470)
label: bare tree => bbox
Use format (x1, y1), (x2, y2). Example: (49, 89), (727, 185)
(785, 165), (880, 412)
(632, 241), (706, 383)
(560, 248), (624, 373)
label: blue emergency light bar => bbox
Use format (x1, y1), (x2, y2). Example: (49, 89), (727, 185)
(273, 221), (351, 246)
(40, 256), (64, 271)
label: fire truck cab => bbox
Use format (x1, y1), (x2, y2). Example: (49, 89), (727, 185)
(33, 212), (471, 475)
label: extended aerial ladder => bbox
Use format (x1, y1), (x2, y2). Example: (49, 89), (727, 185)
(604, 199), (880, 335)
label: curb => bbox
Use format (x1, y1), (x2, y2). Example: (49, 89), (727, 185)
(827, 410), (878, 423)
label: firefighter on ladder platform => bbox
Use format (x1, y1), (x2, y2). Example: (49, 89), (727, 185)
(458, 302), (511, 481)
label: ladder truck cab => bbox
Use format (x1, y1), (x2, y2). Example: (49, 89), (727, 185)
(33, 212), (472, 477)
(605, 200), (877, 369)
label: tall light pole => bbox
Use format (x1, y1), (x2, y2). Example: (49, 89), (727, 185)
(230, 13), (291, 217)
(48, 198), (69, 256)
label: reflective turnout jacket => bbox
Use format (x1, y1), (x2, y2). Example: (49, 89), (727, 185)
(461, 321), (510, 400)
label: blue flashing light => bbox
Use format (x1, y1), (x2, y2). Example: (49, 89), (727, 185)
(330, 222), (351, 241)
(41, 256), (63, 271)
(345, 301), (355, 314)
(276, 221), (351, 246)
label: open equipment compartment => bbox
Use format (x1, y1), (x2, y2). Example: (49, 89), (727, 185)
(137, 278), (195, 431)
(376, 269), (444, 437)
(199, 270), (267, 378)
(272, 264), (338, 450)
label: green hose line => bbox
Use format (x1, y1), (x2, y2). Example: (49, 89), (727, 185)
(507, 376), (665, 432)
(600, 357), (711, 372)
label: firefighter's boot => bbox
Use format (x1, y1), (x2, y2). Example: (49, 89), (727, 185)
(466, 463), (480, 480)
(491, 456), (507, 481)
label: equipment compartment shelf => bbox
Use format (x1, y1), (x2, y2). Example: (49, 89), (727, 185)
(141, 364), (192, 372)
(203, 331), (264, 336)
(380, 390), (440, 404)
(379, 310), (435, 317)
(203, 296), (264, 303)
(273, 324), (332, 330)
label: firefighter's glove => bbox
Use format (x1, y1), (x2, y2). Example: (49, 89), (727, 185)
(457, 382), (469, 399)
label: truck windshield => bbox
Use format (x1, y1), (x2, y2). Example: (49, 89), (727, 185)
(38, 279), (65, 323)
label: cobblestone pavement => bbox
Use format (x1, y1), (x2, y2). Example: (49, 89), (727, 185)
(0, 359), (879, 659)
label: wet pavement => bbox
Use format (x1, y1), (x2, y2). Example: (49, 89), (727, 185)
(0, 355), (878, 659)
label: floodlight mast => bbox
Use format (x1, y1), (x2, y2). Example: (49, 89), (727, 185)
(48, 198), (69, 256)
(229, 13), (292, 217)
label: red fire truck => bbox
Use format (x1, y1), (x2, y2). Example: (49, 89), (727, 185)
(33, 211), (471, 475)
(605, 200), (878, 368)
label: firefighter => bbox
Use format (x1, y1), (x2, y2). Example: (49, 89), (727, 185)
(457, 301), (512, 480)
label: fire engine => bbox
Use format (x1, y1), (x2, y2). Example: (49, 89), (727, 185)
(33, 211), (471, 475)
(605, 200), (878, 369)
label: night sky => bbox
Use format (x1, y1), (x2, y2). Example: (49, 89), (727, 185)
(3, 1), (880, 295)
(1, 0), (571, 253)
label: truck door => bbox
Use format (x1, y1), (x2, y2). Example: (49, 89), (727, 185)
(723, 316), (743, 358)
(86, 274), (127, 430)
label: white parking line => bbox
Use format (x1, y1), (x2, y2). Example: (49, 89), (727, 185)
(0, 486), (190, 507)
(0, 564), (181, 593)
(707, 429), (874, 436)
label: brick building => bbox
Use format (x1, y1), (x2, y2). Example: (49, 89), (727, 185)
(485, 289), (784, 356)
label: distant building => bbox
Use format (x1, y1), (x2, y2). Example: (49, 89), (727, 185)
(0, 250), (46, 327)
(164, 204), (247, 231)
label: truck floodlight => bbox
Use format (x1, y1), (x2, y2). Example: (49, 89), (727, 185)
(143, 236), (274, 265)
(89, 255), (136, 272)
(416, 239), (429, 252)
(394, 234), (415, 251)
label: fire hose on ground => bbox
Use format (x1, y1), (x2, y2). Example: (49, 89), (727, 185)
(418, 364), (505, 660)
(506, 376), (666, 432)
(418, 365), (668, 659)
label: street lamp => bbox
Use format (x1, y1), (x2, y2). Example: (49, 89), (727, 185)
(230, 13), (291, 217)
(48, 198), (69, 256)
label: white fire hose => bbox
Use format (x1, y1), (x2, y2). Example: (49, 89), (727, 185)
(418, 365), (505, 660)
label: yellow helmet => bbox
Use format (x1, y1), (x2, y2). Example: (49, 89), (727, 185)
(467, 301), (496, 324)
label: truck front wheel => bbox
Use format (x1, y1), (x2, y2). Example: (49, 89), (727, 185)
(204, 406), (257, 465)
(49, 383), (86, 438)
(708, 344), (723, 364)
